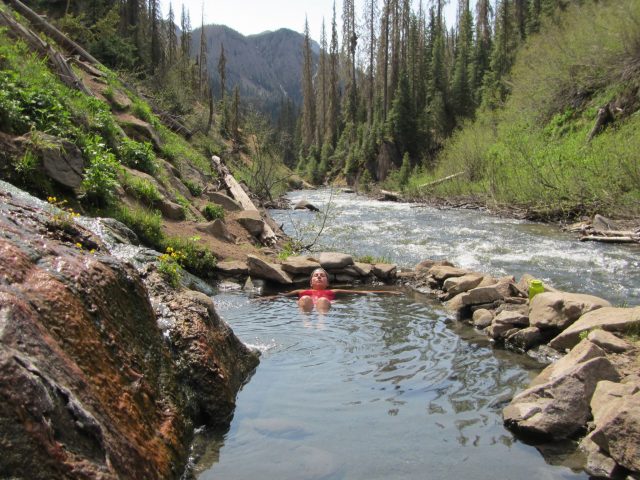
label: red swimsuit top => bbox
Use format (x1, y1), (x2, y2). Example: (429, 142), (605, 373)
(298, 289), (336, 301)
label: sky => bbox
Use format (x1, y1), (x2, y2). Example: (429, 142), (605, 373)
(159, 0), (458, 43)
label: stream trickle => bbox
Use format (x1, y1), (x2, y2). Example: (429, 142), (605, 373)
(194, 190), (638, 479)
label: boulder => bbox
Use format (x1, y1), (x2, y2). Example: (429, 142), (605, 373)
(195, 219), (235, 243)
(549, 306), (640, 352)
(117, 114), (162, 150)
(589, 391), (640, 473)
(587, 329), (634, 353)
(443, 273), (484, 296)
(580, 435), (624, 479)
(215, 260), (249, 276)
(529, 292), (611, 332)
(592, 214), (620, 232)
(507, 327), (543, 351)
(23, 133), (85, 189)
(317, 252), (354, 269)
(428, 265), (469, 283)
(531, 339), (607, 387)
(372, 263), (397, 280)
(157, 199), (186, 220)
(205, 190), (242, 211)
(235, 210), (265, 236)
(293, 199), (320, 211)
(461, 285), (505, 306)
(246, 255), (293, 284)
(472, 309), (494, 329)
(493, 308), (530, 328)
(591, 380), (639, 425)
(280, 256), (321, 275)
(503, 356), (620, 440)
(414, 259), (454, 272)
(352, 262), (374, 276)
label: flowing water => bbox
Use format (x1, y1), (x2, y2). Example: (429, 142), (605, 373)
(194, 189), (639, 480)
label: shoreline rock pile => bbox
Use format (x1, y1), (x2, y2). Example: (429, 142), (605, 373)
(400, 259), (640, 479)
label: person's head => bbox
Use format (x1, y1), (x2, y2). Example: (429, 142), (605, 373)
(310, 268), (329, 290)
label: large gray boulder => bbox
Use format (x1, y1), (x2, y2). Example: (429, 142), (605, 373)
(195, 219), (235, 243)
(246, 255), (293, 284)
(25, 133), (85, 189)
(215, 260), (249, 276)
(529, 292), (611, 332)
(317, 252), (354, 269)
(372, 263), (397, 280)
(235, 210), (265, 236)
(503, 355), (620, 440)
(531, 339), (608, 387)
(428, 265), (469, 282)
(461, 285), (505, 306)
(549, 306), (640, 352)
(281, 256), (321, 275)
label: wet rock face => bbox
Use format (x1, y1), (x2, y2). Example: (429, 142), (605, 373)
(0, 189), (258, 478)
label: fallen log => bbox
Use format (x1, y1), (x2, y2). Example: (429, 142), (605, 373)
(580, 235), (637, 244)
(419, 171), (465, 189)
(4, 0), (102, 67)
(0, 9), (92, 96)
(211, 155), (278, 246)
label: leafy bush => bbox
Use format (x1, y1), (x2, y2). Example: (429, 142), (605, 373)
(122, 174), (162, 204)
(157, 246), (186, 288)
(202, 203), (224, 221)
(163, 236), (217, 279)
(112, 204), (164, 248)
(183, 178), (203, 197)
(118, 137), (157, 174)
(80, 135), (121, 207)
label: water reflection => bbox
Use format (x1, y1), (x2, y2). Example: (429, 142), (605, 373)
(195, 291), (589, 479)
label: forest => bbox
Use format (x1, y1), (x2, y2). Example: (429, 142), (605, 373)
(9, 0), (640, 219)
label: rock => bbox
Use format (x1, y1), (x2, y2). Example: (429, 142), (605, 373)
(204, 190), (243, 211)
(587, 329), (634, 353)
(529, 292), (611, 332)
(157, 199), (186, 220)
(317, 252), (354, 269)
(549, 307), (640, 352)
(592, 214), (620, 232)
(507, 327), (543, 351)
(589, 391), (640, 473)
(196, 219), (236, 243)
(493, 309), (530, 328)
(428, 265), (469, 282)
(235, 210), (265, 236)
(372, 263), (397, 280)
(117, 114), (162, 150)
(503, 356), (620, 440)
(591, 380), (639, 425)
(280, 256), (321, 275)
(294, 199), (320, 211)
(0, 189), (258, 478)
(352, 262), (374, 276)
(414, 259), (454, 272)
(20, 133), (85, 189)
(443, 273), (484, 296)
(580, 435), (625, 479)
(215, 260), (249, 276)
(461, 285), (505, 306)
(531, 339), (608, 387)
(472, 309), (494, 329)
(246, 255), (293, 284)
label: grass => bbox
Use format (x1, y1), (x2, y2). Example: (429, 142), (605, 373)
(122, 174), (162, 204)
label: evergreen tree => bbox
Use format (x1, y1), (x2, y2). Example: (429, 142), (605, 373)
(301, 18), (316, 150)
(327, 2), (340, 146)
(218, 43), (227, 100)
(388, 70), (416, 156)
(166, 2), (177, 66)
(450, 0), (474, 118)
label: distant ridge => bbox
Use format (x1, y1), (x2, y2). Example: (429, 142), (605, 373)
(192, 25), (319, 114)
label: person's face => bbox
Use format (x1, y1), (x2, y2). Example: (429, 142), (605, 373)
(310, 269), (329, 289)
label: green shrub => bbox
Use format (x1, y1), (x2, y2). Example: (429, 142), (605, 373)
(163, 236), (217, 278)
(118, 137), (157, 174)
(183, 178), (203, 197)
(157, 246), (185, 288)
(112, 204), (164, 248)
(122, 174), (162, 204)
(202, 203), (224, 221)
(80, 135), (121, 207)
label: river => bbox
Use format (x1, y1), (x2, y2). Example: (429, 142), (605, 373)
(193, 188), (639, 479)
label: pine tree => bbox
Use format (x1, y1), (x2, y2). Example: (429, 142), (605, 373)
(166, 2), (177, 66)
(450, 0), (474, 118)
(327, 2), (340, 146)
(342, 0), (358, 124)
(198, 7), (207, 95)
(217, 43), (226, 100)
(301, 17), (316, 150)
(317, 21), (328, 146)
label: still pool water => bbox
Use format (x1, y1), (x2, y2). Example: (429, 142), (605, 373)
(193, 291), (587, 479)
(193, 188), (639, 479)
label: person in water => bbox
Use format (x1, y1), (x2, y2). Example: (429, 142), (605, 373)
(265, 267), (401, 313)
